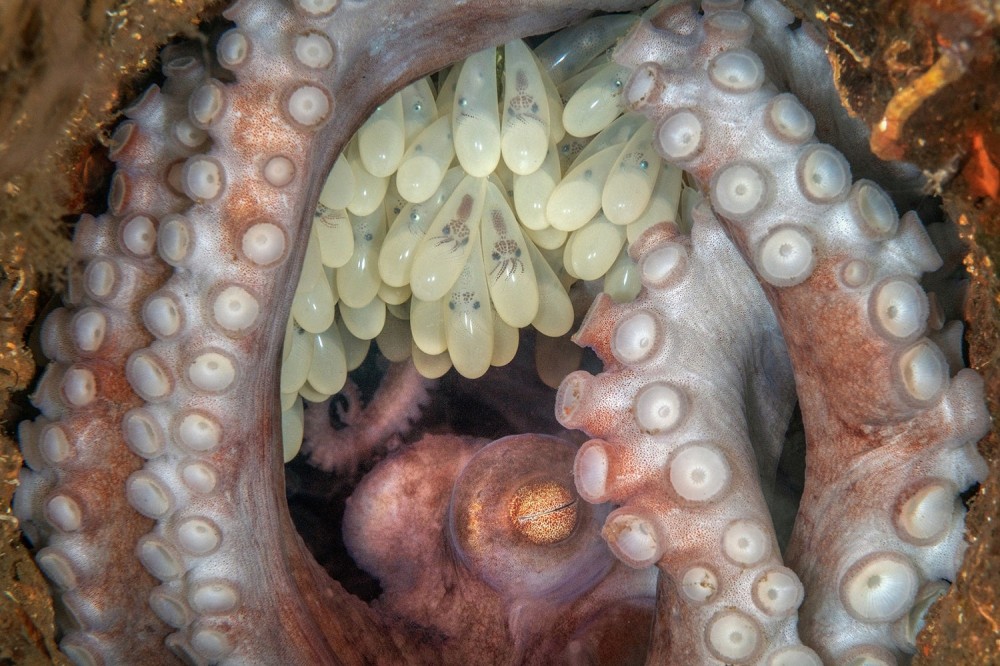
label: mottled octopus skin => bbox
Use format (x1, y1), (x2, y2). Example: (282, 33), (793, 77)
(559, 0), (988, 663)
(343, 432), (658, 664)
(301, 359), (435, 477)
(11, 1), (992, 666)
(14, 1), (651, 664)
(556, 211), (811, 664)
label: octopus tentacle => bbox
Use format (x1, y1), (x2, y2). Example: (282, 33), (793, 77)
(614, 0), (991, 661)
(15, 51), (211, 665)
(15, 0), (653, 662)
(555, 209), (811, 662)
(301, 358), (435, 475)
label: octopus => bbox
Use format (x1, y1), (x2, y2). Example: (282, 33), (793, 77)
(9, 0), (997, 664)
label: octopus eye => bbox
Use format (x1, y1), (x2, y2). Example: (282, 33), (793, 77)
(509, 481), (578, 545)
(449, 434), (613, 603)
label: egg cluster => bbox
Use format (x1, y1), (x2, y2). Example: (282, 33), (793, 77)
(280, 16), (691, 456)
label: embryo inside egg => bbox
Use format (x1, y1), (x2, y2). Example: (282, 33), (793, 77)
(278, 14), (705, 461)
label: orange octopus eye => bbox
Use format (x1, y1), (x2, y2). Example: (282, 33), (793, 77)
(508, 480), (578, 545)
(448, 433), (613, 603)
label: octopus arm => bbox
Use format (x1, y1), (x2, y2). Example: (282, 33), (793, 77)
(15, 1), (652, 663)
(614, 0), (991, 661)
